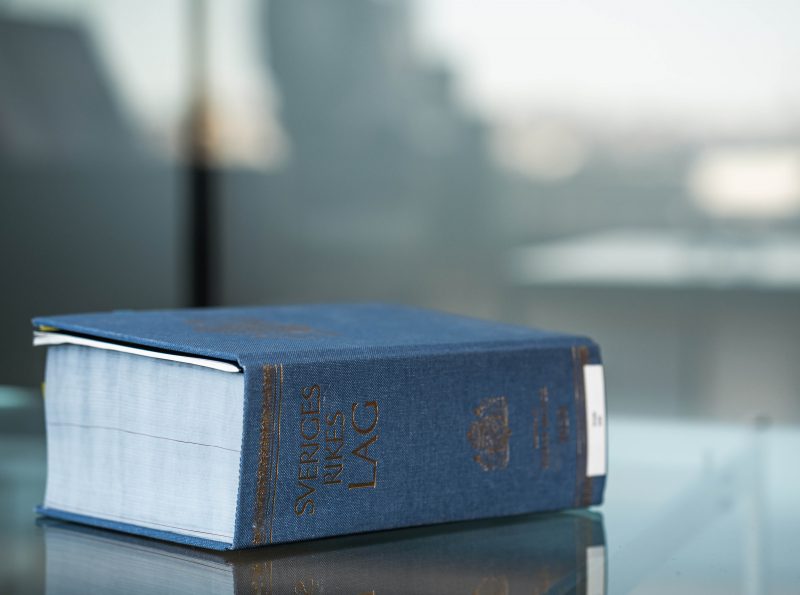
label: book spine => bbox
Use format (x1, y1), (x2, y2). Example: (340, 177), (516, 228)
(233, 341), (605, 548)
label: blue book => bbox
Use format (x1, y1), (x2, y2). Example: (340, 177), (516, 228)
(33, 303), (607, 550)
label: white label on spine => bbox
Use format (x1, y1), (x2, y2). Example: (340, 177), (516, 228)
(586, 545), (606, 595)
(584, 364), (606, 477)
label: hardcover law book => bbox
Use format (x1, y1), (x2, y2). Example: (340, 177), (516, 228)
(42, 511), (606, 595)
(33, 303), (607, 550)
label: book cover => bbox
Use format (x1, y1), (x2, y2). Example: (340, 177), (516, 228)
(34, 303), (607, 550)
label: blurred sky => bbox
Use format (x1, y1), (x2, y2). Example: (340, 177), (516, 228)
(413, 0), (800, 137)
(5, 0), (800, 150)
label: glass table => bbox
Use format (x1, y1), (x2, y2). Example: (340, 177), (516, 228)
(1, 387), (798, 594)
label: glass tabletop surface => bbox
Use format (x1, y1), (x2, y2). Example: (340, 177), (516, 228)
(1, 387), (798, 594)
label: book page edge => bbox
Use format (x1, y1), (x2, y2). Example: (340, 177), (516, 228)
(33, 331), (242, 373)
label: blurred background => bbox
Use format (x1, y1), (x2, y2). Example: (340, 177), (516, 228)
(2, 1), (800, 590)
(3, 0), (800, 422)
(0, 0), (800, 421)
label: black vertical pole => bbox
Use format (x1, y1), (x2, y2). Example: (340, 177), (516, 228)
(187, 0), (215, 308)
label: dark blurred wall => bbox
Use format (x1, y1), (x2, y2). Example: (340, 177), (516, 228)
(0, 15), (181, 385)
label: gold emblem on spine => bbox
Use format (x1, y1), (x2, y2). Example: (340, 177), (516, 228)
(467, 396), (511, 471)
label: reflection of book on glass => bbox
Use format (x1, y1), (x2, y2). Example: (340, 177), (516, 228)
(34, 304), (607, 550)
(42, 511), (606, 595)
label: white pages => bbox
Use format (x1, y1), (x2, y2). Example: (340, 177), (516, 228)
(43, 344), (244, 544)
